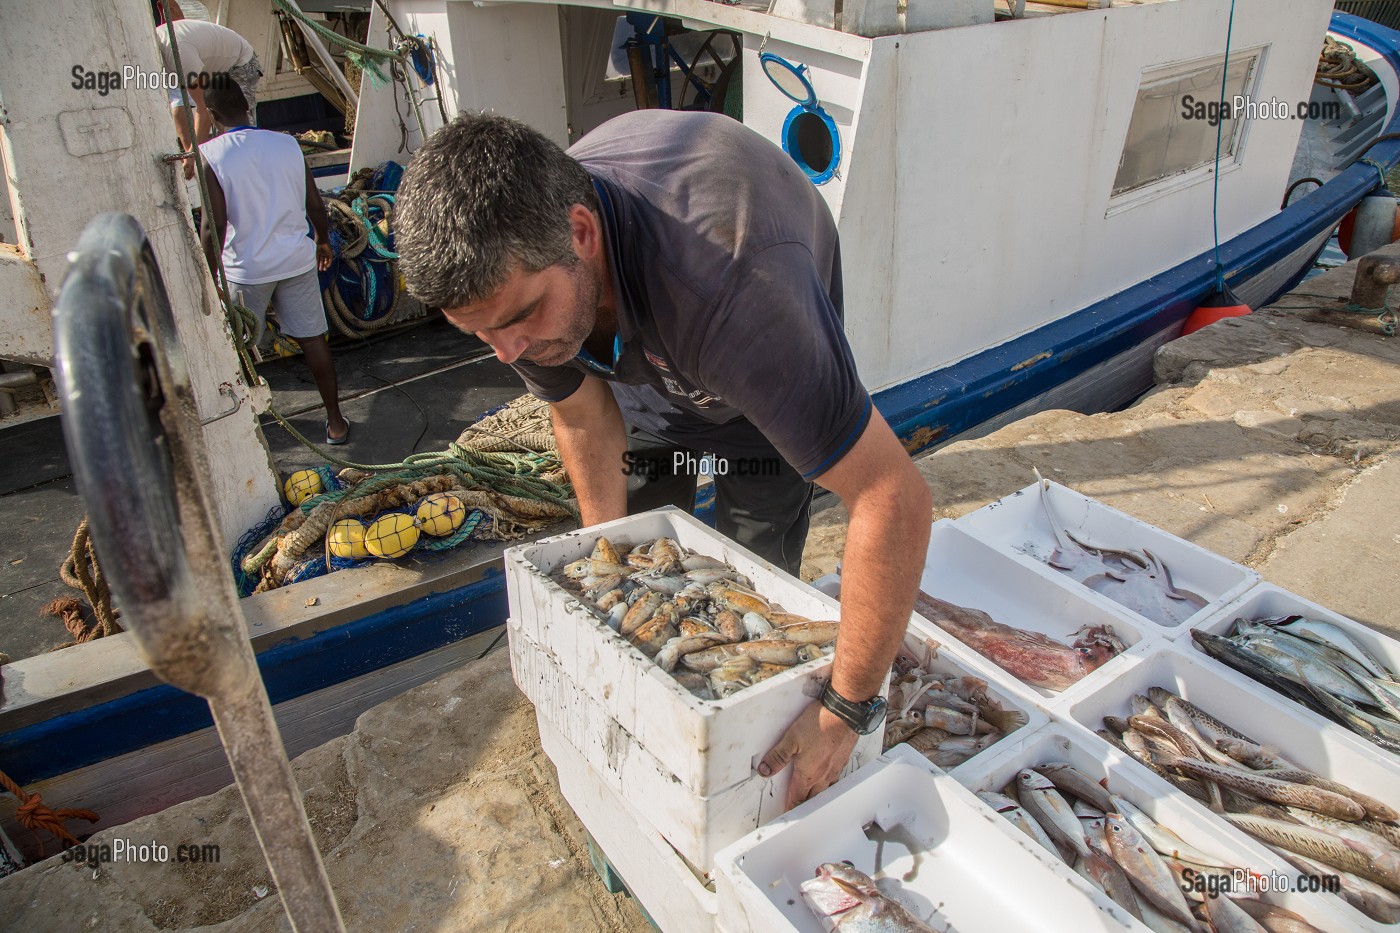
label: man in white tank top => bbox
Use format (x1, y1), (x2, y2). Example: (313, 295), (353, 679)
(199, 84), (350, 445)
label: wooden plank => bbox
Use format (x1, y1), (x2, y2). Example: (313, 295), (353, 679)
(0, 628), (506, 861)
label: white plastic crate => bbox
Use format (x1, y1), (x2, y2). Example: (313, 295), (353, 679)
(915, 520), (1149, 709)
(1064, 638), (1400, 931)
(897, 612), (1051, 777)
(1185, 582), (1400, 765)
(538, 716), (718, 933)
(505, 507), (860, 797)
(513, 626), (884, 873)
(957, 724), (1365, 932)
(714, 745), (1138, 933)
(955, 481), (1257, 635)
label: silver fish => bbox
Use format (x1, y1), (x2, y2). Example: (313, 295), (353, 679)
(1230, 629), (1372, 705)
(1266, 845), (1399, 924)
(1199, 886), (1267, 933)
(1103, 813), (1201, 931)
(1229, 897), (1328, 933)
(1035, 762), (1114, 814)
(978, 790), (1063, 862)
(1112, 795), (1239, 872)
(799, 862), (935, 933)
(1016, 769), (1090, 861)
(1078, 823), (1145, 922)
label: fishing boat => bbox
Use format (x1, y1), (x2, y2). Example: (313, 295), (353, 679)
(1, 0), (1399, 855)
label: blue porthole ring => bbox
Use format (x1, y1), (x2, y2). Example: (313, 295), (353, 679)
(781, 105), (841, 186)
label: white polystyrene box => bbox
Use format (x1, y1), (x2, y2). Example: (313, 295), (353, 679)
(915, 520), (1149, 710)
(512, 626), (883, 873)
(538, 716), (718, 933)
(957, 724), (1366, 932)
(897, 612), (1051, 776)
(505, 507), (864, 797)
(714, 745), (1139, 933)
(954, 481), (1257, 635)
(1065, 638), (1400, 931)
(1185, 581), (1400, 766)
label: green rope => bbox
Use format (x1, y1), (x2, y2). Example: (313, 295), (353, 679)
(421, 509), (486, 550)
(269, 407), (576, 516)
(1342, 302), (1398, 335)
(1270, 292), (1398, 336)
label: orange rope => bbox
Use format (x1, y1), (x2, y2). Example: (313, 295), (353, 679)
(0, 769), (98, 858)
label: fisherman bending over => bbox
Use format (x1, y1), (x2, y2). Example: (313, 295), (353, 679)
(157, 19), (262, 178)
(395, 110), (931, 810)
(199, 84), (350, 446)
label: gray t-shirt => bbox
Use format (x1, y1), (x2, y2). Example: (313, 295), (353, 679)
(512, 110), (870, 481)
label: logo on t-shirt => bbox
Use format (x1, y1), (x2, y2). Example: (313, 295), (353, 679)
(644, 349), (671, 372)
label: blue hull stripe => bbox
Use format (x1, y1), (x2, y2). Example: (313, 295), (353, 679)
(0, 573), (505, 785)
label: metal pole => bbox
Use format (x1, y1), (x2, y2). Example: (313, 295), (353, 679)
(51, 213), (345, 933)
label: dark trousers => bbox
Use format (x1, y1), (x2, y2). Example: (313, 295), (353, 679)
(624, 424), (814, 576)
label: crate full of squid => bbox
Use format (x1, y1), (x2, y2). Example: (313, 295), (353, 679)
(882, 621), (1049, 777)
(504, 507), (885, 801)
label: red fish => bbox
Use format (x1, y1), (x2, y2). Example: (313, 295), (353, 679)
(914, 591), (1124, 691)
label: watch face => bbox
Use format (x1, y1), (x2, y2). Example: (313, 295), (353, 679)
(861, 696), (889, 734)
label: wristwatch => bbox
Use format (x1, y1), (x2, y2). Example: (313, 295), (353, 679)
(819, 682), (888, 735)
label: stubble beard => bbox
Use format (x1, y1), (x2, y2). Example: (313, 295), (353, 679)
(522, 259), (602, 367)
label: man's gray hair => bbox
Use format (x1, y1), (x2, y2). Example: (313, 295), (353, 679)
(395, 112), (599, 309)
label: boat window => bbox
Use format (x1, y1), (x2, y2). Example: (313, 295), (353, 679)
(761, 52), (842, 186)
(1113, 50), (1260, 197)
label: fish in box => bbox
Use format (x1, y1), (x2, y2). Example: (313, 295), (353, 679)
(1185, 583), (1400, 761)
(957, 723), (1368, 932)
(713, 746), (1140, 933)
(1074, 638), (1400, 929)
(912, 521), (1146, 707)
(511, 627), (881, 873)
(883, 620), (1049, 775)
(954, 480), (1257, 635)
(505, 508), (867, 798)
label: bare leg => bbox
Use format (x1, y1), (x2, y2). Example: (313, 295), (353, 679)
(295, 334), (348, 440)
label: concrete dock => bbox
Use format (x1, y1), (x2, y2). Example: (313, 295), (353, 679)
(2, 247), (1399, 931)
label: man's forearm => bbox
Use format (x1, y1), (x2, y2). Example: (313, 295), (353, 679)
(194, 105), (214, 145)
(829, 472), (932, 701)
(551, 383), (628, 526)
(172, 106), (193, 153)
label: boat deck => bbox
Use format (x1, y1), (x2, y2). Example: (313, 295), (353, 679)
(3, 239), (1399, 932)
(0, 317), (519, 663)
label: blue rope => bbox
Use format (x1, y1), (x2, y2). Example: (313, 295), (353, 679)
(1211, 0), (1238, 294)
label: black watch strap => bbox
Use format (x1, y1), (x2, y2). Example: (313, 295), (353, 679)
(819, 682), (888, 735)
